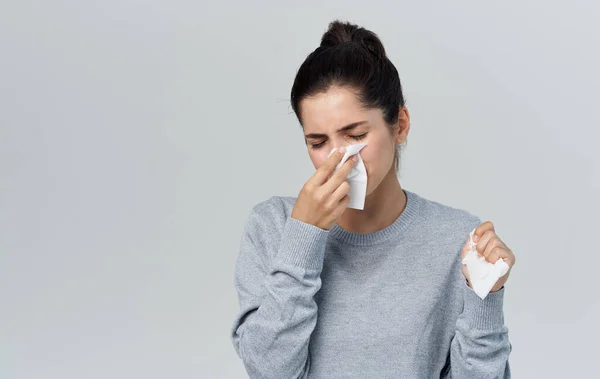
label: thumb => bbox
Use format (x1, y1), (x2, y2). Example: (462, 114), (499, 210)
(461, 228), (477, 260)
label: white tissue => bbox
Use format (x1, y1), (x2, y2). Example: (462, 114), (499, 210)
(461, 228), (510, 299)
(327, 143), (368, 210)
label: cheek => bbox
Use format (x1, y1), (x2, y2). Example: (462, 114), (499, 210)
(360, 140), (394, 177)
(309, 150), (329, 169)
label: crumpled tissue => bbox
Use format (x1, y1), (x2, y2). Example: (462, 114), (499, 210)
(327, 143), (367, 210)
(462, 228), (510, 299)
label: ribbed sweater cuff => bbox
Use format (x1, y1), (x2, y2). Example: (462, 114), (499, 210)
(462, 283), (506, 330)
(275, 217), (329, 271)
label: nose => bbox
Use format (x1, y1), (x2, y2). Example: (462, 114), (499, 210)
(330, 139), (349, 152)
(328, 141), (347, 157)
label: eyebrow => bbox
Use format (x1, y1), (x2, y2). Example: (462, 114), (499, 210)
(304, 121), (368, 139)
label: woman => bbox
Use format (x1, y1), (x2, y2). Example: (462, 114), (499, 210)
(231, 20), (515, 378)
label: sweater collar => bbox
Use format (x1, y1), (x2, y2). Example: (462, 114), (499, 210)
(328, 189), (421, 246)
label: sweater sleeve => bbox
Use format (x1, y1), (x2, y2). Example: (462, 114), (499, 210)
(446, 282), (512, 378)
(230, 203), (329, 379)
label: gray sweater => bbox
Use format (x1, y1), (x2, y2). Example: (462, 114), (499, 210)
(231, 189), (512, 378)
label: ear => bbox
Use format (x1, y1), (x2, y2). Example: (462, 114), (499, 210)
(393, 106), (410, 144)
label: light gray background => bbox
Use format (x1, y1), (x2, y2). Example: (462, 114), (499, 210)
(1, 1), (598, 378)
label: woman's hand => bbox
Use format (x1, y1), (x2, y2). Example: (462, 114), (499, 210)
(461, 221), (516, 292)
(291, 147), (358, 230)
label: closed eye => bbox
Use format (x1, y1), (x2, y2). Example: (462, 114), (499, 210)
(310, 141), (326, 149)
(351, 133), (367, 141)
(309, 133), (367, 149)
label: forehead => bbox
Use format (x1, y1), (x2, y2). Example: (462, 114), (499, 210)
(300, 87), (372, 132)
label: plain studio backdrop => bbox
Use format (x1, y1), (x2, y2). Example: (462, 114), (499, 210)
(1, 1), (598, 378)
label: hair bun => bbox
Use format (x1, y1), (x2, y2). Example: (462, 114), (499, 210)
(320, 20), (386, 59)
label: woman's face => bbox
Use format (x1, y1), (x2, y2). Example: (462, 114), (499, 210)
(299, 86), (408, 197)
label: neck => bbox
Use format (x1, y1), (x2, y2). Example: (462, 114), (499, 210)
(336, 165), (407, 234)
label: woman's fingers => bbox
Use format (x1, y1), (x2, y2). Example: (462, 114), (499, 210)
(475, 227), (515, 267)
(329, 180), (351, 204)
(473, 221), (495, 241)
(311, 147), (346, 185)
(322, 155), (358, 194)
(481, 232), (504, 262)
(291, 147), (360, 230)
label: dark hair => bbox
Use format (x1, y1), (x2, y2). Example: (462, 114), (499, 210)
(290, 20), (406, 171)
